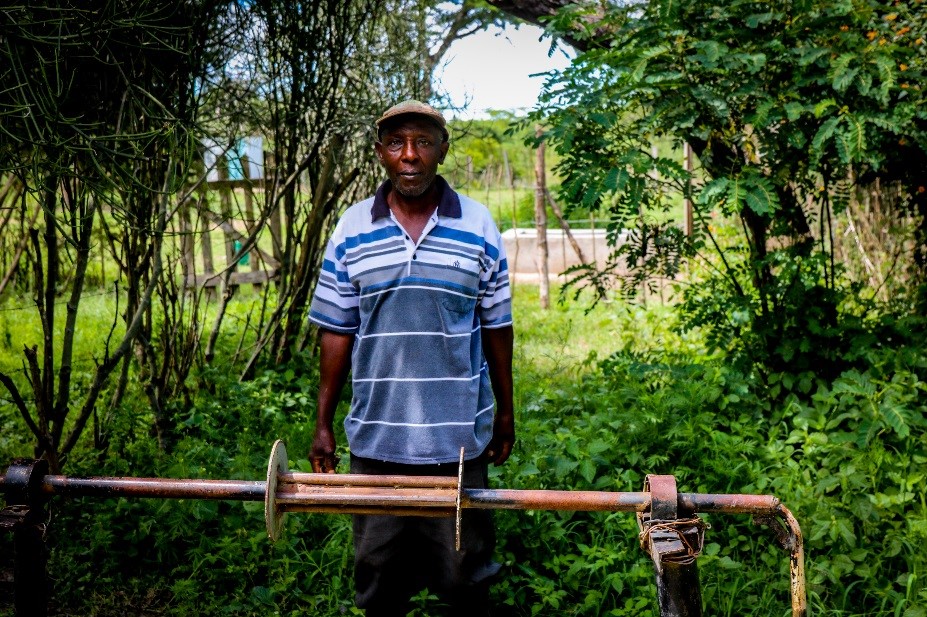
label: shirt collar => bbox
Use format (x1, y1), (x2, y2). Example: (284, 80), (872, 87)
(370, 175), (461, 222)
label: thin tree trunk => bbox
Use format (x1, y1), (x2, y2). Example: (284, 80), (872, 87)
(502, 149), (518, 291)
(544, 190), (587, 264)
(0, 200), (39, 298)
(534, 126), (549, 308)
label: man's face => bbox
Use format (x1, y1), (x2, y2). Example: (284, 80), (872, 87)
(375, 117), (449, 198)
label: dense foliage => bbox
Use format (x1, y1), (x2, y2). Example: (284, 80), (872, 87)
(2, 289), (924, 615)
(531, 0), (927, 376)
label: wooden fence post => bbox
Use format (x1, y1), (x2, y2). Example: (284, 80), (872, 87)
(217, 156), (237, 285)
(240, 154), (263, 292)
(197, 184), (216, 301)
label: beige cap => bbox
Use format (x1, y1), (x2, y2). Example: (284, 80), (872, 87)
(376, 99), (448, 138)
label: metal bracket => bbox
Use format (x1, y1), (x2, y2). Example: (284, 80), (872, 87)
(638, 475), (707, 575)
(639, 475), (679, 575)
(2, 459), (49, 507)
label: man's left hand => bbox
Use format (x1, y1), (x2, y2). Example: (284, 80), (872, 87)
(486, 412), (515, 465)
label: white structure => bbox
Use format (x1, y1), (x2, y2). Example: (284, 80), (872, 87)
(501, 227), (630, 279)
(202, 137), (264, 182)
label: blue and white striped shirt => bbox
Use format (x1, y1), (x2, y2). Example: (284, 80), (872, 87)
(309, 177), (512, 464)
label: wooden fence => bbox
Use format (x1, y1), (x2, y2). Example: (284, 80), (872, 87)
(181, 155), (281, 293)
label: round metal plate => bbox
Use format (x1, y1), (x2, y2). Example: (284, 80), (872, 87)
(265, 440), (289, 541)
(455, 446), (464, 551)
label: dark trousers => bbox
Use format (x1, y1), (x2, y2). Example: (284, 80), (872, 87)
(351, 454), (500, 617)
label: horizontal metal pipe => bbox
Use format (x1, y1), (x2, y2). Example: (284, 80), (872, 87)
(38, 476), (266, 501)
(679, 493), (780, 515)
(277, 486), (457, 508)
(280, 504), (456, 517)
(3, 474), (782, 517)
(463, 489), (651, 512)
(280, 472), (458, 488)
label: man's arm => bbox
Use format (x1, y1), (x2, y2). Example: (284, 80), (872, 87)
(311, 329), (354, 473)
(482, 325), (514, 465)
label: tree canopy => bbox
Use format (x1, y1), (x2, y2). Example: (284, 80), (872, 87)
(509, 0), (927, 377)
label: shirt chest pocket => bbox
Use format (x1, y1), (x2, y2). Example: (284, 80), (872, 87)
(441, 293), (476, 315)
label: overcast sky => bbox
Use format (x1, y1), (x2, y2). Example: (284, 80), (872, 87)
(434, 23), (574, 120)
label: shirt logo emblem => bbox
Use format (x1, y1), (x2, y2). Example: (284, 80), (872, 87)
(453, 260), (460, 268)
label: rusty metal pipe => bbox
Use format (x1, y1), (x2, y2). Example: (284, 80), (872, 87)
(38, 476), (265, 501)
(463, 488), (650, 512)
(277, 486), (457, 509)
(280, 472), (458, 488)
(3, 474), (787, 518)
(2, 478), (790, 518)
(679, 493), (780, 515)
(778, 504), (806, 617)
(3, 453), (806, 617)
(281, 504), (456, 517)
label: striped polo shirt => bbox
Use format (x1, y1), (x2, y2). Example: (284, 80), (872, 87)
(308, 177), (512, 464)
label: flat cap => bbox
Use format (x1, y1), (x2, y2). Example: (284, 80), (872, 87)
(376, 99), (448, 138)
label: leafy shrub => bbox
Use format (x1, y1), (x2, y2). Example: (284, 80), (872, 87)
(492, 306), (927, 616)
(3, 295), (926, 616)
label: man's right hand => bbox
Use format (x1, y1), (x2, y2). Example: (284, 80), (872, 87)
(313, 329), (354, 474)
(310, 427), (338, 473)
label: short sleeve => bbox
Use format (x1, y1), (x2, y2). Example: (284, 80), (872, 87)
(477, 224), (512, 328)
(308, 230), (360, 333)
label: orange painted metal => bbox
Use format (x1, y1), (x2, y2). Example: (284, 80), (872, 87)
(2, 459), (806, 617)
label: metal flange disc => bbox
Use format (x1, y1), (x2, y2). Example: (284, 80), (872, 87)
(455, 446), (464, 551)
(265, 439), (289, 541)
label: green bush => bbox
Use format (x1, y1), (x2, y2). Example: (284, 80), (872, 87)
(3, 292), (926, 616)
(491, 305), (927, 616)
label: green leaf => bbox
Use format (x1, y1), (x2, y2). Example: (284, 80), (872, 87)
(879, 403), (911, 438)
(843, 115), (866, 162)
(751, 99), (776, 126)
(552, 457), (578, 478)
(833, 67), (859, 93)
(697, 177), (729, 206)
(590, 112), (613, 128)
(745, 178), (779, 215)
(603, 167), (621, 191)
(813, 99), (836, 118)
(629, 57), (649, 83)
(745, 12), (774, 28)
(872, 54), (895, 103)
(834, 518), (856, 547)
(795, 46), (830, 67)
(855, 70), (872, 96)
(834, 133), (851, 164)
(658, 0), (677, 20)
(692, 40), (722, 69)
(739, 53), (767, 74)
(579, 458), (596, 483)
(784, 102), (804, 121)
(726, 176), (746, 211)
(811, 116), (841, 154)
(745, 186), (775, 215)
(829, 53), (857, 92)
(816, 475), (840, 494)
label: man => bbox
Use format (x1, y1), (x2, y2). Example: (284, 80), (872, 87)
(307, 99), (514, 616)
